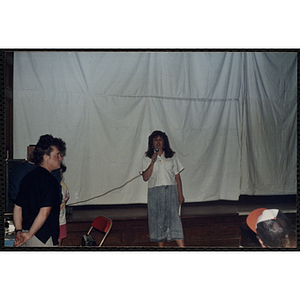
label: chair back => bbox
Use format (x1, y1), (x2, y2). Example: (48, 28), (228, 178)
(86, 215), (112, 247)
(91, 216), (112, 233)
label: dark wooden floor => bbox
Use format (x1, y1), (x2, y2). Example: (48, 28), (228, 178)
(63, 195), (297, 249)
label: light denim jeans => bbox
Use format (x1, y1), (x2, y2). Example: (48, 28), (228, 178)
(147, 185), (184, 243)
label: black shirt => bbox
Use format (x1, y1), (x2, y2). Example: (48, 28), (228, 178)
(15, 166), (61, 245)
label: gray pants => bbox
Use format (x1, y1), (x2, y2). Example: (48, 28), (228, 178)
(147, 185), (184, 243)
(20, 233), (56, 247)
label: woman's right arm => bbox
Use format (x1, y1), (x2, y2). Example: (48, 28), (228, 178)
(142, 153), (158, 181)
(142, 162), (154, 181)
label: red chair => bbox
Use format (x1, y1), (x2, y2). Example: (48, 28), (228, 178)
(86, 216), (112, 247)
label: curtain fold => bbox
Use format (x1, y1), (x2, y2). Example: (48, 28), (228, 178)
(240, 52), (297, 195)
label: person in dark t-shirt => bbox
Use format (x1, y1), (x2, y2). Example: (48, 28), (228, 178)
(13, 134), (66, 247)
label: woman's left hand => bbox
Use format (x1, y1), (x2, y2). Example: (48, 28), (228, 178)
(179, 194), (185, 205)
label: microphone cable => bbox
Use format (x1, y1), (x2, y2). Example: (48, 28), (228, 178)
(67, 172), (142, 206)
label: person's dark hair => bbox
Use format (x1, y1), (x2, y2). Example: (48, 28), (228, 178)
(60, 163), (67, 173)
(145, 130), (175, 159)
(278, 230), (297, 248)
(256, 210), (292, 247)
(54, 137), (66, 157)
(32, 134), (66, 165)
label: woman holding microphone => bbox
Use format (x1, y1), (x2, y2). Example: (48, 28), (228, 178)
(142, 130), (185, 247)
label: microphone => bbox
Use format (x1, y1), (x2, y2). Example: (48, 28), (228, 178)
(155, 148), (159, 153)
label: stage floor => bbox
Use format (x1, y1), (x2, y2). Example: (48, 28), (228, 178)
(63, 194), (297, 248)
(67, 194), (297, 222)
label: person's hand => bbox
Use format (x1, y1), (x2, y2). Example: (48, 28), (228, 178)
(151, 152), (158, 164)
(179, 194), (185, 205)
(13, 231), (23, 246)
(13, 232), (31, 247)
(63, 191), (70, 203)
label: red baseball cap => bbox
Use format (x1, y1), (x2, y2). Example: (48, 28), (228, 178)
(246, 208), (267, 234)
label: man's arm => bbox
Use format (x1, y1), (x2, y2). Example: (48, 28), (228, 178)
(14, 206), (52, 247)
(13, 204), (23, 231)
(13, 204), (23, 245)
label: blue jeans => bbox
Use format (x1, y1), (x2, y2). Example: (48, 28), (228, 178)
(148, 185), (184, 243)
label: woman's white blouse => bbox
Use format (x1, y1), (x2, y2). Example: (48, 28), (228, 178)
(142, 153), (184, 189)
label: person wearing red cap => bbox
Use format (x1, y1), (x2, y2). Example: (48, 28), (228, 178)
(246, 208), (296, 248)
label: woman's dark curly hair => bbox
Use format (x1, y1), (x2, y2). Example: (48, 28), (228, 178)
(32, 134), (66, 165)
(145, 130), (175, 159)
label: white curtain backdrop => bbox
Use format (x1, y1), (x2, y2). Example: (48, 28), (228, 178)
(13, 51), (297, 205)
